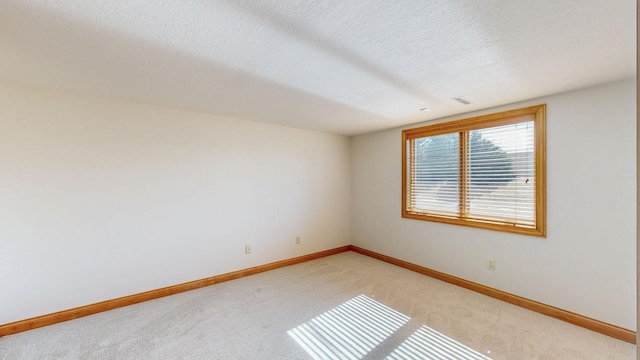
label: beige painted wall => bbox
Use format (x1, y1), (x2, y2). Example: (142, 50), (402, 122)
(0, 82), (352, 324)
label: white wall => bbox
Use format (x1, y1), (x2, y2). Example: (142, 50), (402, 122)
(0, 83), (351, 324)
(352, 79), (637, 330)
(2, 79), (635, 331)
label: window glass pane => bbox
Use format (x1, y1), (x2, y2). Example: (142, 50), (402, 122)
(467, 122), (534, 225)
(411, 133), (459, 215)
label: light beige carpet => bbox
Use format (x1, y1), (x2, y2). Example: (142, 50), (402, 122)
(0, 252), (635, 359)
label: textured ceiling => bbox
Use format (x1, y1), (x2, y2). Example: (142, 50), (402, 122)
(0, 1), (635, 135)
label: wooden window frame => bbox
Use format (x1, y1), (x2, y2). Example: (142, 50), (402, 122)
(402, 104), (546, 237)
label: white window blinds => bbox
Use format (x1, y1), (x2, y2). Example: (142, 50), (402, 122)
(410, 134), (459, 216)
(467, 122), (535, 226)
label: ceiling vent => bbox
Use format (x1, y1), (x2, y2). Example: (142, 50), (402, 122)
(451, 96), (471, 105)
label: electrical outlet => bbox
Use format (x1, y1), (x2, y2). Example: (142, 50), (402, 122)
(296, 236), (301, 244)
(245, 245), (252, 254)
(487, 259), (495, 271)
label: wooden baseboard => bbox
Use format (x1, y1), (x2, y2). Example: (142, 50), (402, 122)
(0, 246), (351, 337)
(3, 245), (634, 344)
(351, 245), (636, 344)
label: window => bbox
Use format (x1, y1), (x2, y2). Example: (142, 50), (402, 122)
(402, 104), (546, 236)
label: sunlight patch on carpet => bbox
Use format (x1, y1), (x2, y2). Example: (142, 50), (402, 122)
(385, 325), (491, 360)
(288, 294), (492, 360)
(287, 294), (409, 359)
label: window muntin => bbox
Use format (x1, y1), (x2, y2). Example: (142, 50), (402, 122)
(402, 105), (546, 237)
